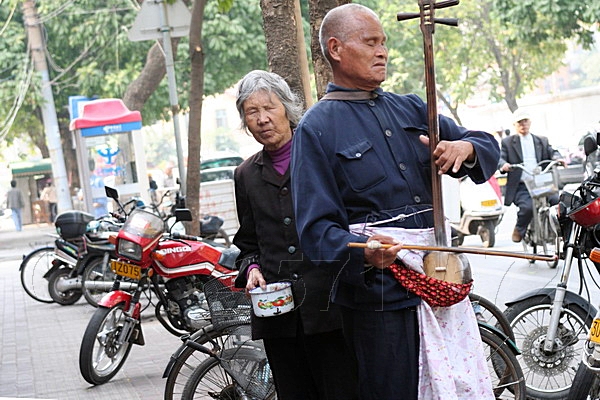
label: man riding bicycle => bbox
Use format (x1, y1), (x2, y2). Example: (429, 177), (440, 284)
(498, 109), (565, 242)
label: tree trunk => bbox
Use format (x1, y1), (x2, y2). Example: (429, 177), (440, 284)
(260, 0), (307, 110)
(308, 0), (350, 99)
(184, 0), (207, 236)
(58, 109), (79, 191)
(122, 41), (172, 112)
(294, 0), (313, 107)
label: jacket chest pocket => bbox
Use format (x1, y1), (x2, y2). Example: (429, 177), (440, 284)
(337, 140), (387, 192)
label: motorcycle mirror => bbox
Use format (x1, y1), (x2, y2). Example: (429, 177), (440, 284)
(583, 134), (599, 156)
(174, 208), (193, 222)
(105, 186), (119, 200)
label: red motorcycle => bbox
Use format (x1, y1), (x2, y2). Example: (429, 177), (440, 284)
(78, 187), (240, 385)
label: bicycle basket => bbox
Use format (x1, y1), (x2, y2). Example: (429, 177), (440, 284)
(203, 279), (251, 332)
(524, 172), (558, 198)
(219, 346), (275, 399)
(245, 356), (275, 399)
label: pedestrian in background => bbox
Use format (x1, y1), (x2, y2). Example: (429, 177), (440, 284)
(40, 179), (57, 222)
(6, 179), (24, 231)
(148, 174), (158, 204)
(233, 70), (358, 400)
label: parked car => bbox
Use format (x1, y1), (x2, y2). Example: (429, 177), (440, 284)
(200, 156), (243, 170)
(200, 166), (236, 182)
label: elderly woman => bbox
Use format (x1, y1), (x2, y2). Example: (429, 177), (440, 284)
(233, 70), (357, 400)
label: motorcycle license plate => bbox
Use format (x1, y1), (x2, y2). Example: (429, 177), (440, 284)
(111, 260), (141, 280)
(481, 199), (498, 207)
(590, 319), (600, 344)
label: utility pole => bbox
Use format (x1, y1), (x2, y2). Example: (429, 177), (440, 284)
(158, 0), (187, 195)
(128, 0), (191, 196)
(22, 0), (72, 214)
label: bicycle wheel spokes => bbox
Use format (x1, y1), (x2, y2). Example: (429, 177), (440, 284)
(20, 246), (56, 303)
(481, 328), (526, 399)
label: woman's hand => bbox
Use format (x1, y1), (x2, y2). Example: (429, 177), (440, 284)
(246, 268), (267, 292)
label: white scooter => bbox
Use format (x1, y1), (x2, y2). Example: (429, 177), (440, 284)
(444, 175), (505, 248)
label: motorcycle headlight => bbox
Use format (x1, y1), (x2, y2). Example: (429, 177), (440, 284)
(118, 239), (142, 261)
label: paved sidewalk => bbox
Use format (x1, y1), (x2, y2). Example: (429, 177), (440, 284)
(0, 222), (183, 400)
(0, 221), (56, 262)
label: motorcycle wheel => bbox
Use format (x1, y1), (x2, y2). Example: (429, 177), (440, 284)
(47, 266), (82, 305)
(480, 327), (526, 400)
(163, 325), (252, 400)
(19, 246), (55, 303)
(181, 347), (275, 400)
(504, 296), (592, 399)
(567, 362), (600, 400)
(79, 303), (134, 385)
(479, 220), (496, 248)
(82, 257), (117, 307)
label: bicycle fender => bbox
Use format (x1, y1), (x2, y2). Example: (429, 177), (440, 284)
(478, 321), (521, 355)
(161, 325), (216, 379)
(97, 290), (132, 308)
(505, 287), (597, 317)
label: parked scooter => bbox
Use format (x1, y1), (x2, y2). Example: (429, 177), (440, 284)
(45, 211), (121, 306)
(448, 176), (504, 248)
(44, 189), (151, 307)
(78, 186), (241, 385)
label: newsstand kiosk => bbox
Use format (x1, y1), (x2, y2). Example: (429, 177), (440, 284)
(69, 98), (150, 217)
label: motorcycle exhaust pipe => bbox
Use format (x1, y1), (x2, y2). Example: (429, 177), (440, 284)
(83, 281), (138, 291)
(56, 277), (82, 292)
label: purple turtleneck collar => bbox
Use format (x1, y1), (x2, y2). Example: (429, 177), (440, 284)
(266, 140), (292, 175)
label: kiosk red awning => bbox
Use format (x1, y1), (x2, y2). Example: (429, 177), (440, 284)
(69, 98), (142, 132)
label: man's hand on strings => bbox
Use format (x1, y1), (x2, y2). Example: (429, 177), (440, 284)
(364, 234), (403, 269)
(420, 135), (475, 174)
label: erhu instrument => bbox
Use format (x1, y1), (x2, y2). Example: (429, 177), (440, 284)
(348, 0), (556, 284)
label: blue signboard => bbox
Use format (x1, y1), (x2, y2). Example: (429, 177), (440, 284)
(80, 121), (143, 137)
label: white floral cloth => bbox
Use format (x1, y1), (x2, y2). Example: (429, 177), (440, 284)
(349, 224), (494, 400)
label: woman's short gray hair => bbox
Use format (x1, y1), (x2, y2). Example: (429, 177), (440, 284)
(236, 70), (304, 134)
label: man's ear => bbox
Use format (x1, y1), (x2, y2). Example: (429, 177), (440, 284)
(328, 37), (342, 62)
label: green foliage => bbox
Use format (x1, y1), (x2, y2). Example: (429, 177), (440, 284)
(0, 0), (267, 154)
(364, 0), (578, 116)
(202, 0), (267, 96)
(494, 0), (600, 49)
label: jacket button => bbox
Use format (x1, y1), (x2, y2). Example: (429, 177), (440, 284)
(414, 196), (421, 203)
(385, 129), (393, 137)
(280, 187), (289, 196)
(283, 217), (292, 225)
(291, 273), (299, 280)
(399, 163), (406, 170)
(288, 246), (296, 254)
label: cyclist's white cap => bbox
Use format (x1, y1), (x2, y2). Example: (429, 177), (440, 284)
(512, 109), (531, 124)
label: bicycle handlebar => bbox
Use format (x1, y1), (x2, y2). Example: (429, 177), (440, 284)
(508, 159), (564, 175)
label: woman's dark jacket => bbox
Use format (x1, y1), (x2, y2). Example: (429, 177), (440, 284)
(233, 149), (343, 340)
